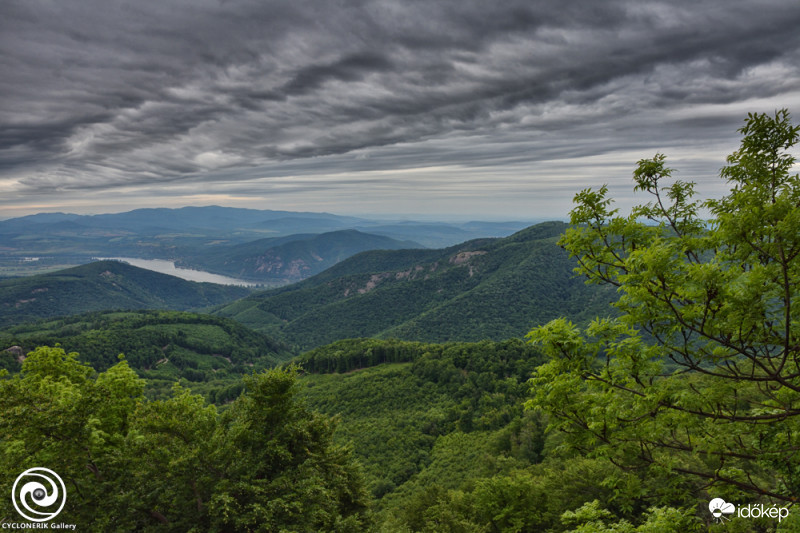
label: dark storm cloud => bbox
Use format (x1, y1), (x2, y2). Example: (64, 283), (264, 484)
(281, 53), (395, 95)
(1, 0), (799, 215)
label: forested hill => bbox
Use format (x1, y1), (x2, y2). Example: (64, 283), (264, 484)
(177, 229), (420, 283)
(214, 221), (616, 350)
(0, 260), (250, 327)
(0, 310), (293, 401)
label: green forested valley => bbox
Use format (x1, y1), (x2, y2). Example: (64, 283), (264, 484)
(2, 111), (800, 531)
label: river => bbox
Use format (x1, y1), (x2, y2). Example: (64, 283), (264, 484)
(96, 257), (261, 287)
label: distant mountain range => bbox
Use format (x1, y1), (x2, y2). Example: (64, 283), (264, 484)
(0, 206), (362, 236)
(0, 205), (534, 280)
(214, 221), (617, 350)
(0, 260), (250, 328)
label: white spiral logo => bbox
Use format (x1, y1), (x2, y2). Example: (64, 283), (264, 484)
(12, 467), (67, 522)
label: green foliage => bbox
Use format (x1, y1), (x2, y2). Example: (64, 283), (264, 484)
(296, 338), (425, 373)
(558, 501), (704, 532)
(382, 456), (673, 533)
(299, 338), (544, 437)
(297, 339), (623, 531)
(0, 347), (370, 530)
(298, 338), (718, 531)
(527, 110), (800, 511)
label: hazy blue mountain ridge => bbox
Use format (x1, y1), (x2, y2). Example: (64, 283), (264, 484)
(0, 206), (534, 278)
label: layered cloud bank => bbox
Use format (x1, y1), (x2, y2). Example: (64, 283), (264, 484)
(2, 0), (799, 217)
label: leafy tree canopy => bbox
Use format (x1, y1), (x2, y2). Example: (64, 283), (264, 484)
(527, 109), (800, 505)
(0, 346), (370, 531)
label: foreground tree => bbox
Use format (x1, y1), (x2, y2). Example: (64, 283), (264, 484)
(0, 346), (370, 531)
(527, 110), (800, 505)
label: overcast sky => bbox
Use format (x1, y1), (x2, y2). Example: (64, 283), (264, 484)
(2, 0), (799, 220)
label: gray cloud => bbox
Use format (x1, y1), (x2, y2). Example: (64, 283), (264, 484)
(1, 0), (799, 217)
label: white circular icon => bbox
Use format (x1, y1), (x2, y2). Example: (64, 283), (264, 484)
(12, 467), (67, 522)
